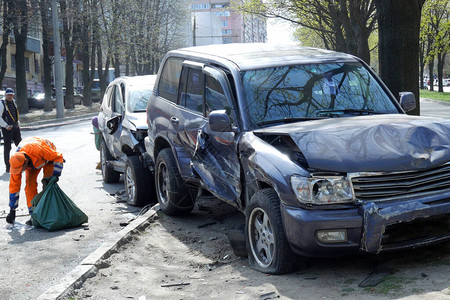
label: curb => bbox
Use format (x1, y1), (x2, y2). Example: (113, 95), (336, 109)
(21, 113), (98, 131)
(37, 207), (158, 300)
(420, 97), (450, 107)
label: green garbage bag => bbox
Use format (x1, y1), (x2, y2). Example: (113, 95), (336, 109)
(31, 177), (88, 231)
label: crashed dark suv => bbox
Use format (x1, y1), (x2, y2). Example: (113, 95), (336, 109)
(145, 44), (450, 274)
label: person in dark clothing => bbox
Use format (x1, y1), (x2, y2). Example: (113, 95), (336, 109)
(0, 88), (22, 173)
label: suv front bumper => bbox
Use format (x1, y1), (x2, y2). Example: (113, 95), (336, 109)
(281, 198), (450, 257)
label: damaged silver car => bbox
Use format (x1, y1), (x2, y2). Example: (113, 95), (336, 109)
(95, 75), (157, 206)
(145, 44), (450, 274)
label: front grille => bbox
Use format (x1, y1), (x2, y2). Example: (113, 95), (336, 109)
(351, 163), (450, 201)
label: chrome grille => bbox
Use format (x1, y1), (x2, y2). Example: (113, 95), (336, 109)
(351, 163), (450, 201)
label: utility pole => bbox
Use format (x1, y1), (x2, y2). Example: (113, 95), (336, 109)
(51, 0), (64, 118)
(193, 15), (196, 46)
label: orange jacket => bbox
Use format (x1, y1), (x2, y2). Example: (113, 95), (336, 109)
(9, 137), (64, 194)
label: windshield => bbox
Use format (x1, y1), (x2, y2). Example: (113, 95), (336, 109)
(127, 85), (153, 112)
(241, 62), (400, 128)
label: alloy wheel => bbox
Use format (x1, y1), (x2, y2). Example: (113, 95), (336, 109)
(248, 207), (275, 268)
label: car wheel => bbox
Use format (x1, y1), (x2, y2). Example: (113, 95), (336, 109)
(100, 140), (120, 183)
(155, 148), (195, 216)
(125, 156), (156, 206)
(246, 188), (305, 274)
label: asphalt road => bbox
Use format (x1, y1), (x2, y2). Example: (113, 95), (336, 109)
(420, 98), (450, 118)
(0, 120), (140, 300)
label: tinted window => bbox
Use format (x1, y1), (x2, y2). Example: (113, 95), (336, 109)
(205, 75), (230, 116)
(184, 68), (203, 113)
(159, 57), (183, 103)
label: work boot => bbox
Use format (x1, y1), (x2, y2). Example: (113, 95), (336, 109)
(25, 218), (33, 226)
(6, 209), (15, 224)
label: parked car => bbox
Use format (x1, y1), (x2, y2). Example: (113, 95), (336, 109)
(63, 88), (83, 106)
(27, 92), (46, 109)
(95, 75), (157, 206)
(145, 43), (450, 274)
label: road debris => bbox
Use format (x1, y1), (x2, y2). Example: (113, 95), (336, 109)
(160, 282), (190, 288)
(260, 291), (280, 299)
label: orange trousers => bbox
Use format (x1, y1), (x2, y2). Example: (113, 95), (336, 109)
(24, 163), (54, 210)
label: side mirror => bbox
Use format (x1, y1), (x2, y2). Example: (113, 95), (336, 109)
(209, 110), (232, 132)
(399, 92), (416, 112)
(106, 115), (121, 134)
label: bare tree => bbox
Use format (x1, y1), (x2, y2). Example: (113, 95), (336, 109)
(0, 0), (11, 88)
(38, 0), (54, 111)
(6, 0), (29, 113)
(234, 0), (377, 64)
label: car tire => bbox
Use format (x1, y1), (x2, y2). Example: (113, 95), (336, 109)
(246, 188), (306, 274)
(100, 140), (120, 183)
(125, 156), (156, 206)
(155, 148), (195, 216)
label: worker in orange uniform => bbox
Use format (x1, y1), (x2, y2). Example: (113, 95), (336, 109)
(5, 137), (64, 225)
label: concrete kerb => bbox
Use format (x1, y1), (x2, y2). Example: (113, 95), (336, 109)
(420, 97), (450, 106)
(37, 207), (158, 300)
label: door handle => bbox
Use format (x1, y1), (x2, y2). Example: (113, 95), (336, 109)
(170, 117), (179, 125)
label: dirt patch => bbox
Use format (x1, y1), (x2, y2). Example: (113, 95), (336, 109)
(67, 197), (450, 299)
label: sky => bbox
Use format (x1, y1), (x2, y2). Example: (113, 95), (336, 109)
(266, 18), (297, 45)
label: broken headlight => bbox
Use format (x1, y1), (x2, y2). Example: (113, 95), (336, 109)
(291, 175), (354, 205)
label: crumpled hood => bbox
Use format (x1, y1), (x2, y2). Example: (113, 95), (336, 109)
(254, 114), (450, 173)
(123, 112), (147, 131)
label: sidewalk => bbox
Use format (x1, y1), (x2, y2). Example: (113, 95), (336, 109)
(19, 102), (101, 130)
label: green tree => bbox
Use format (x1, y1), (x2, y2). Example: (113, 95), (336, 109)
(427, 0), (449, 92)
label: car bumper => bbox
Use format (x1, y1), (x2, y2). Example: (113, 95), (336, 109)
(281, 197), (450, 257)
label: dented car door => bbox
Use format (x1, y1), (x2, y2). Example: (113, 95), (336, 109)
(191, 67), (241, 205)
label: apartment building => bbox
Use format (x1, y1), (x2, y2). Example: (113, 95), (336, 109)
(191, 0), (267, 46)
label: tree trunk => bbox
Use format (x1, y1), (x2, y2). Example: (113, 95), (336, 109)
(375, 0), (425, 116)
(10, 0), (29, 113)
(437, 52), (446, 93)
(419, 38), (425, 90)
(0, 0), (11, 88)
(428, 59), (435, 92)
(40, 0), (53, 112)
(81, 0), (93, 106)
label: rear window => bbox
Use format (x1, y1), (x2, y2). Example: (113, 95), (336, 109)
(158, 57), (183, 103)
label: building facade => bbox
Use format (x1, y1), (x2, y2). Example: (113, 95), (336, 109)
(191, 0), (267, 46)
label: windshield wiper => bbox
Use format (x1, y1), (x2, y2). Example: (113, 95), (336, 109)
(316, 108), (383, 117)
(258, 117), (325, 126)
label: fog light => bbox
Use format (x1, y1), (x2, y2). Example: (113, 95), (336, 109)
(316, 229), (347, 243)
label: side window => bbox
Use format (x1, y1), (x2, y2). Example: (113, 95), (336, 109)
(205, 75), (230, 117)
(184, 68), (203, 113)
(105, 86), (113, 109)
(113, 86), (123, 114)
(158, 57), (183, 103)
